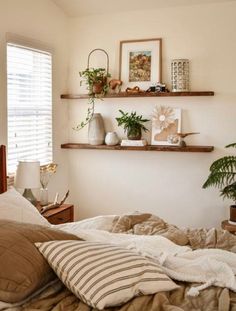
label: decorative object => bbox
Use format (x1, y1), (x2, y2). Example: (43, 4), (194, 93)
(105, 132), (119, 146)
(203, 143), (236, 222)
(146, 83), (167, 93)
(116, 110), (149, 140)
(40, 163), (57, 206)
(88, 113), (105, 145)
(109, 79), (122, 93)
(167, 134), (180, 145)
(176, 132), (200, 147)
(125, 86), (144, 94)
(15, 160), (41, 206)
(119, 38), (162, 91)
(74, 49), (110, 130)
(171, 59), (189, 92)
(151, 106), (181, 146)
(40, 190), (69, 214)
(121, 139), (147, 147)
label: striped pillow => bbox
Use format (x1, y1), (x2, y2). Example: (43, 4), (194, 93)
(36, 240), (178, 310)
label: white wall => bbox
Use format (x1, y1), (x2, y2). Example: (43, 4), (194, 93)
(0, 0), (70, 200)
(66, 1), (236, 227)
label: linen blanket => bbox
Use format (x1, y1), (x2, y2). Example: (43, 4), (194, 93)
(61, 228), (236, 295)
(3, 213), (236, 311)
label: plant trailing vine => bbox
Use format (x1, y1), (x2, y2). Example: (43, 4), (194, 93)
(73, 67), (110, 130)
(203, 143), (236, 203)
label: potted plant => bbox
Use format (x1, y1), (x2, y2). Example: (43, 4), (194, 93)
(80, 67), (110, 96)
(73, 67), (110, 130)
(116, 110), (149, 140)
(203, 143), (236, 222)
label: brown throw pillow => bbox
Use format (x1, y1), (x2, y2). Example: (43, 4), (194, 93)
(0, 219), (79, 303)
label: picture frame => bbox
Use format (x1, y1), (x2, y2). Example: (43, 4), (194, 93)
(151, 106), (181, 146)
(119, 38), (162, 91)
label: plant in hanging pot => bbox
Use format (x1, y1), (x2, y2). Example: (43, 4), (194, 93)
(73, 68), (111, 131)
(74, 48), (111, 131)
(116, 110), (150, 140)
(203, 143), (236, 222)
(80, 67), (110, 96)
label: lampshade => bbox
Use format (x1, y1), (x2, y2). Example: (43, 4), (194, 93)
(15, 160), (41, 189)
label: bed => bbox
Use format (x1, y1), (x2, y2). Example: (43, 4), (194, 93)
(0, 145), (236, 311)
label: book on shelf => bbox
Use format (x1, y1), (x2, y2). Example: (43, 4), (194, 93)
(121, 139), (147, 147)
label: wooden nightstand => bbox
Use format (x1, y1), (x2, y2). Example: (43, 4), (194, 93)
(37, 204), (74, 225)
(221, 220), (236, 234)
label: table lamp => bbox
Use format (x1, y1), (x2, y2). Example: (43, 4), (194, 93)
(15, 160), (41, 206)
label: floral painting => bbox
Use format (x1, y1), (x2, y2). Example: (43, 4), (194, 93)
(119, 38), (162, 91)
(151, 105), (181, 145)
(129, 51), (151, 82)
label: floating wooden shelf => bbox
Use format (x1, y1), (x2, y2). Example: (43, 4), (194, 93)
(61, 143), (214, 153)
(61, 91), (214, 99)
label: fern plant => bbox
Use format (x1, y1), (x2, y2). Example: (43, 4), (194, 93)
(203, 143), (236, 203)
(116, 110), (149, 140)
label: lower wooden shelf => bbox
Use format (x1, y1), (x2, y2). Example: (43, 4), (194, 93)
(61, 143), (214, 153)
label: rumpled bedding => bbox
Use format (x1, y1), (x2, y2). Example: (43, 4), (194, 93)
(3, 213), (236, 311)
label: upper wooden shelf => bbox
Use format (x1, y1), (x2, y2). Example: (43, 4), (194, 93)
(61, 143), (214, 153)
(61, 91), (214, 99)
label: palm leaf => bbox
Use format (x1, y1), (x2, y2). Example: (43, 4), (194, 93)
(203, 142), (236, 202)
(226, 143), (236, 148)
(209, 156), (236, 173)
(220, 182), (236, 202)
(203, 171), (236, 189)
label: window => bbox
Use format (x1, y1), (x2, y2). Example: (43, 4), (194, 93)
(7, 42), (52, 172)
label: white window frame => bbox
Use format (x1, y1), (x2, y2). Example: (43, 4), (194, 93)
(6, 33), (54, 173)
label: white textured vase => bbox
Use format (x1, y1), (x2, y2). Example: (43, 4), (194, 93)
(88, 113), (105, 145)
(105, 132), (120, 146)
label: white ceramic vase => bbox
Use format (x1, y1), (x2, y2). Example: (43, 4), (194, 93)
(88, 113), (105, 145)
(105, 132), (120, 146)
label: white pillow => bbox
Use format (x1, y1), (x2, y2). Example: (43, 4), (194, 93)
(0, 188), (49, 226)
(36, 240), (178, 310)
(56, 215), (117, 232)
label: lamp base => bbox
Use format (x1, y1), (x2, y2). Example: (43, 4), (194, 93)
(22, 188), (37, 206)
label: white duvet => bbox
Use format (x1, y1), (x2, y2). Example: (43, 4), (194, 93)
(57, 222), (236, 296)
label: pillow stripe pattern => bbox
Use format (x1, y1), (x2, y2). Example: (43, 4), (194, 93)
(36, 240), (178, 310)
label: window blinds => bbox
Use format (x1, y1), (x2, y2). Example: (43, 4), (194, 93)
(7, 43), (52, 172)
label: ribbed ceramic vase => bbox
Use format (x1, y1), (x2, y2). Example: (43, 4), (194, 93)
(88, 113), (105, 145)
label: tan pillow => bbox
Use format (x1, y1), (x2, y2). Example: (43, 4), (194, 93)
(0, 220), (79, 303)
(36, 240), (179, 310)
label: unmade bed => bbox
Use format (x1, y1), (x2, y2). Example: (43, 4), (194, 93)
(0, 145), (236, 311)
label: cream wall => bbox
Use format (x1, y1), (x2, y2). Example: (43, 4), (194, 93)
(0, 0), (69, 200)
(66, 1), (236, 227)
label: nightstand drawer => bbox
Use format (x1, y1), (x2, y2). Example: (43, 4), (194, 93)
(39, 204), (74, 225)
(47, 208), (71, 224)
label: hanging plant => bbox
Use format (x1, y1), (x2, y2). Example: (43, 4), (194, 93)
(74, 49), (110, 130)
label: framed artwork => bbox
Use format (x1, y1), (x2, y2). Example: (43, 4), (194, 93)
(151, 106), (181, 146)
(119, 38), (162, 91)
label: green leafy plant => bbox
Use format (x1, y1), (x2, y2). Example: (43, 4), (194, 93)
(74, 68), (111, 130)
(116, 110), (149, 140)
(203, 143), (236, 203)
(80, 68), (110, 96)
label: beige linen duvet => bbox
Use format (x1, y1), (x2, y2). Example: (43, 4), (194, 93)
(5, 213), (236, 311)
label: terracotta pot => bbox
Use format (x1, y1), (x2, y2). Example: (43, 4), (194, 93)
(92, 82), (104, 94)
(230, 205), (236, 222)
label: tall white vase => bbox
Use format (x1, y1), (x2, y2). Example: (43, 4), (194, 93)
(88, 113), (105, 145)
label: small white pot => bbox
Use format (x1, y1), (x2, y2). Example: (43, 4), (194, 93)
(105, 132), (120, 146)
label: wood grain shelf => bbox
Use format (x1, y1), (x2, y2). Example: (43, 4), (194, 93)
(61, 143), (214, 153)
(61, 91), (214, 99)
